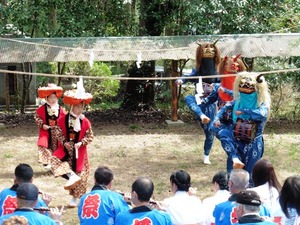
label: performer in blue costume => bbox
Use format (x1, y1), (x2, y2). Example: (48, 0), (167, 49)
(177, 42), (221, 164)
(78, 166), (129, 224)
(211, 72), (271, 184)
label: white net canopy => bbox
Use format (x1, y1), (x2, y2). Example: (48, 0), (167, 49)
(0, 33), (299, 63)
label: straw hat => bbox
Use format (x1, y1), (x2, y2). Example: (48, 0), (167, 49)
(38, 83), (63, 98)
(63, 77), (93, 105)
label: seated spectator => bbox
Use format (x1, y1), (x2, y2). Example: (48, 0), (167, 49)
(235, 190), (277, 225)
(213, 169), (270, 225)
(3, 216), (28, 225)
(247, 159), (285, 223)
(0, 163), (51, 216)
(115, 177), (172, 225)
(155, 169), (205, 225)
(78, 166), (130, 224)
(279, 176), (300, 225)
(202, 171), (230, 225)
(0, 183), (62, 225)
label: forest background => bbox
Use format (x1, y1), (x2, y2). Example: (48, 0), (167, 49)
(0, 1), (300, 225)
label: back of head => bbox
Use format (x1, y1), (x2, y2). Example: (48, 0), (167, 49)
(229, 169), (249, 193)
(252, 159), (281, 191)
(212, 171), (229, 190)
(132, 177), (154, 202)
(236, 190), (261, 213)
(3, 216), (28, 225)
(94, 166), (114, 186)
(170, 170), (191, 192)
(279, 176), (300, 217)
(15, 164), (33, 183)
(17, 183), (39, 202)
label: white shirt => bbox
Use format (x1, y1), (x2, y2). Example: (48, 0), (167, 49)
(248, 182), (280, 216)
(163, 191), (204, 225)
(202, 190), (231, 225)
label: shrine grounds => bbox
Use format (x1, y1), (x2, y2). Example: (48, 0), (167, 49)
(0, 114), (299, 224)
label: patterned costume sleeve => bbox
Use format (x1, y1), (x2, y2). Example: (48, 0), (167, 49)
(214, 101), (234, 122)
(81, 128), (94, 146)
(240, 102), (269, 121)
(34, 112), (44, 128)
(202, 83), (220, 105)
(222, 87), (234, 98)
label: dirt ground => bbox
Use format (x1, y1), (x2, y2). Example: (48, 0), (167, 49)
(0, 110), (300, 224)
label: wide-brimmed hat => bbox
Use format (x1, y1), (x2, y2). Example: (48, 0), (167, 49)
(63, 77), (93, 105)
(38, 83), (63, 98)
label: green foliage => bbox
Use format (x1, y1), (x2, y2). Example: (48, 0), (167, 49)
(66, 62), (120, 104)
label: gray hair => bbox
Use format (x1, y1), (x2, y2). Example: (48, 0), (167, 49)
(230, 169), (249, 190)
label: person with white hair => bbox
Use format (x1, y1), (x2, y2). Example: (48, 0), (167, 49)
(235, 190), (276, 225)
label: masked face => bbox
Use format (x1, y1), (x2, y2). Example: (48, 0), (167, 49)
(239, 76), (256, 94)
(202, 44), (215, 58)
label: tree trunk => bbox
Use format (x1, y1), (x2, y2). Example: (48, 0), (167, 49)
(121, 0), (168, 111)
(20, 63), (33, 114)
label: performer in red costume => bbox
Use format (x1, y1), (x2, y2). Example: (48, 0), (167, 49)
(218, 54), (247, 106)
(51, 77), (94, 208)
(35, 83), (65, 169)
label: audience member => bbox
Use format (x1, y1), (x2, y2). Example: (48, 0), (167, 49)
(279, 176), (300, 225)
(2, 216), (28, 225)
(115, 177), (172, 225)
(155, 169), (205, 224)
(0, 163), (51, 216)
(213, 169), (270, 225)
(202, 171), (230, 225)
(78, 166), (130, 224)
(235, 190), (276, 225)
(248, 159), (284, 223)
(0, 183), (62, 225)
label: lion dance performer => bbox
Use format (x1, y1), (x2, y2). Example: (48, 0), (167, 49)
(51, 77), (94, 207)
(212, 72), (271, 185)
(35, 83), (65, 170)
(201, 54), (247, 113)
(177, 41), (221, 164)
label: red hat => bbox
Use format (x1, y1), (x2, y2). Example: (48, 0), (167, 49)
(38, 83), (63, 98)
(63, 77), (93, 105)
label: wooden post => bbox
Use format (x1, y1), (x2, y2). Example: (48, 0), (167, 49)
(5, 74), (10, 111)
(171, 60), (178, 121)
